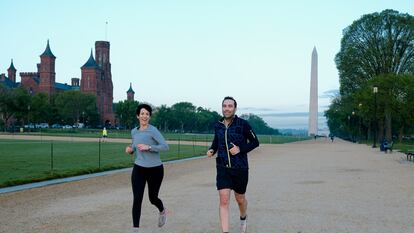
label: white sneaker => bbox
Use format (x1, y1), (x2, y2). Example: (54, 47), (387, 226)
(240, 216), (247, 233)
(158, 208), (167, 227)
(132, 227), (139, 233)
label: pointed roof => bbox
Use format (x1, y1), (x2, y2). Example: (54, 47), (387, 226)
(312, 46), (317, 54)
(127, 83), (135, 94)
(40, 40), (56, 58)
(81, 49), (100, 69)
(8, 59), (16, 71)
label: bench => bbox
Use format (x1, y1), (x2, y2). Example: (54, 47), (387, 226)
(404, 151), (414, 161)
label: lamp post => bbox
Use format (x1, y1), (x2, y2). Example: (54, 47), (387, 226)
(348, 115), (351, 141)
(352, 111), (355, 142)
(27, 105), (31, 132)
(358, 103), (362, 141)
(373, 86), (378, 148)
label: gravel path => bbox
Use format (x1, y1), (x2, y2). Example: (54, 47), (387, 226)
(1, 138), (413, 233)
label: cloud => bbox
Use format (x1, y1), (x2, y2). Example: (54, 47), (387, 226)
(258, 112), (325, 117)
(238, 107), (279, 112)
(319, 89), (339, 99)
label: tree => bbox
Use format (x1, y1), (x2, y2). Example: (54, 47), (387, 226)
(329, 9), (414, 140)
(336, 9), (414, 96)
(115, 100), (139, 129)
(360, 74), (414, 141)
(170, 102), (197, 132)
(30, 93), (52, 124)
(240, 113), (280, 135)
(54, 91), (99, 126)
(0, 86), (31, 129)
(152, 105), (172, 131)
(0, 84), (13, 130)
(195, 107), (221, 133)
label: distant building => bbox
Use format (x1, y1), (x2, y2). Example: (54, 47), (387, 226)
(0, 40), (114, 125)
(127, 83), (135, 101)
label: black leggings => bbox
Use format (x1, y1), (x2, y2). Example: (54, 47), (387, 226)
(131, 164), (164, 227)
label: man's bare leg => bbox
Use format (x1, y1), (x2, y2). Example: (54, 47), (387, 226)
(234, 192), (247, 218)
(219, 189), (231, 232)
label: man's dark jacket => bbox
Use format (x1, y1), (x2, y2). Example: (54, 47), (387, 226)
(210, 115), (259, 169)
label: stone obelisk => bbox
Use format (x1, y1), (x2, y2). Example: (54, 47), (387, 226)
(308, 47), (318, 136)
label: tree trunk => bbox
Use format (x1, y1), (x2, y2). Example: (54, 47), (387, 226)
(378, 119), (384, 143)
(399, 125), (404, 143)
(385, 110), (392, 141)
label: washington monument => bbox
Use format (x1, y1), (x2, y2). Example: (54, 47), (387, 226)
(308, 47), (318, 136)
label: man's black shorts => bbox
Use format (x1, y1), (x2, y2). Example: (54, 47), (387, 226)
(216, 166), (249, 194)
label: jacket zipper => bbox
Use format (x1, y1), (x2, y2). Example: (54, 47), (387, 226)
(223, 118), (234, 168)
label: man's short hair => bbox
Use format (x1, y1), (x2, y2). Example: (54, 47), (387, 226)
(136, 103), (152, 116)
(222, 96), (237, 108)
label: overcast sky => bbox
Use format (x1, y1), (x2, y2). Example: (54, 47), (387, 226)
(1, 0), (412, 128)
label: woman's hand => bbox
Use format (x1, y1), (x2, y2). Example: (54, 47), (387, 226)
(137, 144), (150, 151)
(125, 146), (134, 154)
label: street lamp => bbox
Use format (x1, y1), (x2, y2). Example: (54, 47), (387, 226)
(352, 111), (356, 142)
(27, 105), (31, 132)
(348, 115), (351, 141)
(373, 86), (378, 148)
(358, 103), (362, 141)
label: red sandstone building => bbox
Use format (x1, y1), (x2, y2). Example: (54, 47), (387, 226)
(0, 40), (115, 125)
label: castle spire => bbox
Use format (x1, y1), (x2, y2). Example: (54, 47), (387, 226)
(127, 82), (135, 94)
(40, 39), (56, 58)
(8, 59), (16, 71)
(81, 49), (100, 69)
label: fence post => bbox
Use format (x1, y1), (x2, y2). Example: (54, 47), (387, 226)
(178, 136), (181, 159)
(193, 136), (195, 156)
(98, 139), (101, 169)
(50, 141), (54, 174)
(205, 135), (208, 151)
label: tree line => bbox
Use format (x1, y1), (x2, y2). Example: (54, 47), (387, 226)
(0, 85), (280, 135)
(0, 86), (100, 130)
(325, 9), (414, 142)
(115, 100), (280, 134)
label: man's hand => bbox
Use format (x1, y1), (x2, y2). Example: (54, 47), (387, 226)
(207, 149), (215, 157)
(125, 146), (134, 154)
(229, 143), (240, 155)
(137, 144), (150, 151)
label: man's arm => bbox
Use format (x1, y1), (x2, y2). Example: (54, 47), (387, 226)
(209, 131), (218, 154)
(239, 122), (259, 154)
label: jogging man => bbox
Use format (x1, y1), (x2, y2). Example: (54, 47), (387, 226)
(207, 96), (259, 233)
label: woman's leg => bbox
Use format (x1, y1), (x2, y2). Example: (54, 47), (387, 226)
(147, 165), (165, 212)
(131, 165), (146, 227)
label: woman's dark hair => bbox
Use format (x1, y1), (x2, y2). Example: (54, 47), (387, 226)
(136, 103), (152, 116)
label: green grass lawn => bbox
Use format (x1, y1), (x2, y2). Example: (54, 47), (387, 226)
(392, 142), (414, 152)
(359, 139), (414, 152)
(2, 129), (310, 143)
(0, 133), (309, 188)
(0, 139), (207, 188)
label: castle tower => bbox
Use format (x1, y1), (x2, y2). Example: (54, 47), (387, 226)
(308, 47), (318, 136)
(81, 49), (104, 118)
(95, 41), (114, 125)
(7, 59), (16, 83)
(127, 83), (135, 101)
(71, 78), (80, 87)
(39, 40), (56, 96)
